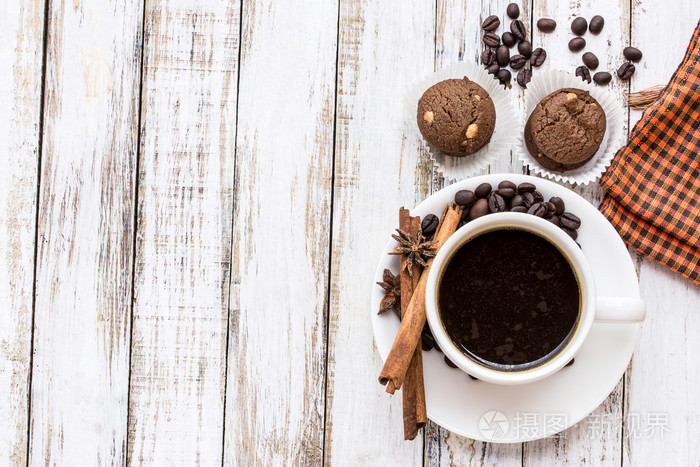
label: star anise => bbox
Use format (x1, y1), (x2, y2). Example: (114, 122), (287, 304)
(388, 229), (437, 276)
(377, 268), (400, 315)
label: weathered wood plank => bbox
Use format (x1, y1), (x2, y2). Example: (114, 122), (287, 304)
(323, 0), (435, 463)
(126, 1), (240, 464)
(625, 4), (699, 465)
(28, 0), (144, 464)
(0, 1), (45, 465)
(222, 0), (337, 464)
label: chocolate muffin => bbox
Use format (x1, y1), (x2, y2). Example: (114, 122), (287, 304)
(524, 88), (606, 171)
(417, 77), (496, 157)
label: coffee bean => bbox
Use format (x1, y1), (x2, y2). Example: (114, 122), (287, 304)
(507, 3), (520, 19)
(509, 54), (527, 69)
(488, 192), (507, 212)
(589, 15), (604, 34)
(496, 45), (510, 66)
(618, 62), (635, 80)
(421, 333), (435, 351)
(531, 48), (547, 67)
(468, 374), (479, 381)
(623, 46), (643, 62)
(433, 339), (441, 353)
(482, 15), (500, 31)
(533, 191), (544, 203)
(527, 202), (547, 217)
(470, 198), (489, 220)
(455, 189), (476, 207)
(496, 187), (516, 198)
(560, 212), (581, 230)
(518, 40), (532, 58)
(576, 65), (592, 83)
(510, 194), (525, 207)
(487, 63), (500, 76)
(562, 227), (578, 240)
(497, 68), (512, 86)
(582, 52), (599, 70)
(483, 32), (501, 48)
(522, 191), (535, 207)
(510, 205), (528, 213)
(571, 17), (588, 35)
(568, 37), (586, 52)
(517, 182), (536, 192)
(498, 180), (516, 191)
(421, 214), (439, 235)
(475, 183), (492, 198)
(510, 20), (527, 41)
(543, 202), (556, 217)
(565, 358), (575, 367)
(593, 71), (612, 85)
(537, 18), (557, 33)
(481, 48), (495, 66)
(444, 356), (458, 368)
(549, 196), (565, 215)
(517, 68), (532, 88)
(548, 215), (560, 227)
(502, 32), (516, 48)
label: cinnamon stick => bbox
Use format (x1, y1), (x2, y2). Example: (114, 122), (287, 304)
(379, 204), (462, 393)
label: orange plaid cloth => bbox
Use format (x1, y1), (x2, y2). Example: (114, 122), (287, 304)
(600, 20), (700, 286)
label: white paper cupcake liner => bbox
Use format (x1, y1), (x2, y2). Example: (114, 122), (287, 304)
(515, 69), (625, 185)
(405, 62), (519, 180)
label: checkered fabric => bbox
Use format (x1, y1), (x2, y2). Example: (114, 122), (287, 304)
(600, 20), (700, 286)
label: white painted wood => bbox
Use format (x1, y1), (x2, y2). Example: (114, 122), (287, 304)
(0, 1), (44, 465)
(28, 0), (143, 464)
(126, 1), (240, 465)
(625, 5), (700, 466)
(222, 0), (337, 464)
(323, 0), (434, 464)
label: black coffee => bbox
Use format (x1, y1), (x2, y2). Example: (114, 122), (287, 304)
(437, 229), (580, 370)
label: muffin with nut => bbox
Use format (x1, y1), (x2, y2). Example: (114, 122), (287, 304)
(417, 77), (496, 157)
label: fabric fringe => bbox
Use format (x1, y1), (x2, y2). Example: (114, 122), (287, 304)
(626, 85), (666, 109)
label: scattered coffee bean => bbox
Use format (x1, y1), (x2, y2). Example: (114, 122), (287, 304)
(565, 358), (575, 367)
(576, 65), (592, 83)
(531, 48), (547, 67)
(510, 205), (528, 213)
(517, 182), (536, 192)
(593, 71), (612, 85)
(482, 15), (500, 31)
(470, 198), (489, 220)
(562, 227), (578, 240)
(522, 191), (535, 207)
(517, 68), (532, 88)
(468, 374), (479, 381)
(444, 356), (458, 368)
(507, 3), (520, 19)
(481, 48), (495, 66)
(509, 54), (527, 70)
(571, 17), (588, 35)
(589, 15), (604, 34)
(497, 45), (510, 66)
(483, 32), (501, 48)
(421, 214), (439, 235)
(497, 68), (512, 86)
(560, 212), (581, 229)
(496, 187), (516, 199)
(537, 18), (557, 33)
(475, 183), (492, 198)
(582, 52), (599, 70)
(487, 63), (500, 76)
(549, 196), (565, 215)
(548, 215), (560, 226)
(623, 46), (643, 62)
(617, 61), (635, 80)
(455, 189), (476, 207)
(510, 194), (525, 207)
(568, 37), (586, 52)
(511, 20), (527, 41)
(542, 202), (556, 216)
(527, 202), (547, 217)
(498, 180), (516, 191)
(421, 333), (435, 351)
(533, 191), (544, 203)
(488, 192), (507, 212)
(502, 32), (516, 48)
(518, 40), (532, 58)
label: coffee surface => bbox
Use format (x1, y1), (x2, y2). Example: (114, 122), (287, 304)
(437, 229), (580, 369)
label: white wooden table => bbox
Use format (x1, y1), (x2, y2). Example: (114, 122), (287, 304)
(1, 0), (698, 465)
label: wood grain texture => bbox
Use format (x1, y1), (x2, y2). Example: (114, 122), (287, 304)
(126, 1), (240, 464)
(323, 0), (435, 464)
(0, 1), (44, 465)
(222, 0), (337, 464)
(28, 0), (143, 464)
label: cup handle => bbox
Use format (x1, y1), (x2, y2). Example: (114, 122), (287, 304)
(595, 297), (646, 323)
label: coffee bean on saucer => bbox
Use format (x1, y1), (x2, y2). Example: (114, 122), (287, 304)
(527, 202), (547, 217)
(589, 15), (604, 34)
(470, 198), (490, 220)
(531, 48), (547, 67)
(444, 356), (458, 368)
(543, 202), (557, 216)
(487, 63), (500, 76)
(507, 3), (520, 19)
(509, 54), (527, 69)
(517, 68), (532, 88)
(623, 46), (643, 62)
(568, 37), (586, 52)
(537, 18), (557, 33)
(565, 358), (575, 367)
(582, 52), (599, 70)
(421, 214), (439, 235)
(502, 32), (516, 48)
(549, 196), (565, 215)
(511, 193), (525, 207)
(497, 68), (512, 86)
(593, 71), (612, 85)
(618, 62), (635, 80)
(488, 192), (507, 212)
(548, 215), (560, 226)
(518, 40), (532, 58)
(560, 212), (582, 229)
(468, 374), (479, 381)
(571, 17), (588, 35)
(455, 189), (476, 207)
(475, 183), (492, 198)
(522, 191), (535, 207)
(498, 180), (516, 191)
(510, 206), (528, 213)
(533, 191), (544, 203)
(421, 333), (435, 351)
(562, 227), (578, 240)
(483, 32), (501, 48)
(576, 65), (592, 83)
(511, 20), (527, 41)
(482, 15), (500, 31)
(496, 187), (516, 199)
(517, 182), (536, 192)
(481, 49), (495, 66)
(497, 45), (510, 66)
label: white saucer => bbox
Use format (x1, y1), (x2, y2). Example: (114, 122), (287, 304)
(371, 174), (640, 443)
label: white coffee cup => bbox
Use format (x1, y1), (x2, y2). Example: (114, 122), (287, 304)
(425, 212), (646, 385)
